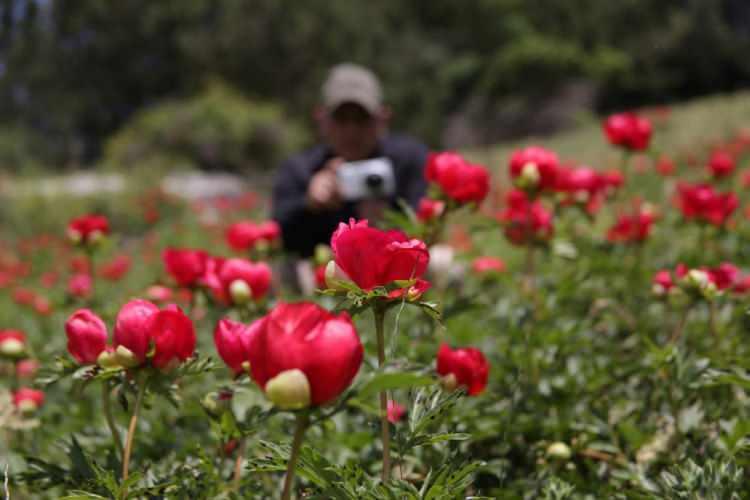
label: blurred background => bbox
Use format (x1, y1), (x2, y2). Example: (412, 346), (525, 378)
(1, 0), (750, 176)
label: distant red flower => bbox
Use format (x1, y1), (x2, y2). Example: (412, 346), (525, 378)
(387, 400), (406, 423)
(656, 156), (676, 176)
(708, 151), (735, 179)
(416, 198), (446, 222)
(607, 207), (656, 243)
(68, 273), (93, 298)
(603, 112), (652, 151)
(496, 190), (554, 246)
(98, 255), (131, 281)
(676, 183), (738, 226)
(214, 258), (272, 305)
(425, 152), (489, 203)
(67, 215), (109, 245)
(707, 263), (740, 291)
(509, 146), (559, 192)
(472, 257), (506, 275)
(436, 344), (489, 396)
(13, 388), (44, 413)
(163, 248), (209, 287)
(225, 220), (280, 252)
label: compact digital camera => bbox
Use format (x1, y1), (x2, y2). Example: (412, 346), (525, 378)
(336, 157), (396, 201)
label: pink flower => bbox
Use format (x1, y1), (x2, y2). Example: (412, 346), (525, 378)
(472, 257), (506, 275)
(65, 309), (108, 364)
(387, 400), (406, 423)
(214, 318), (258, 376)
(708, 151), (735, 179)
(509, 146), (559, 191)
(68, 273), (93, 298)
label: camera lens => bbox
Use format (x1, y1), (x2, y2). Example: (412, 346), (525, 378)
(365, 174), (384, 194)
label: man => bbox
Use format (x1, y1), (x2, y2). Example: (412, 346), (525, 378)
(272, 63), (428, 258)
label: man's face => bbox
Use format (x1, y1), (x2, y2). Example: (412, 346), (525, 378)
(321, 102), (385, 161)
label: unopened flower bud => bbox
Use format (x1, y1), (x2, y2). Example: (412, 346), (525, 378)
(97, 349), (120, 369)
(265, 369), (311, 410)
(114, 345), (140, 368)
(515, 162), (541, 190)
(440, 373), (458, 392)
(314, 245), (332, 266)
(229, 279), (252, 305)
(546, 442), (572, 460)
(67, 229), (83, 245)
(324, 260), (355, 291)
(0, 338), (26, 359)
(87, 230), (105, 246)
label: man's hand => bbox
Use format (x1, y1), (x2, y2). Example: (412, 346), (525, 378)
(306, 158), (343, 211)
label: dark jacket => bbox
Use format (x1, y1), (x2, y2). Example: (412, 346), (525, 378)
(272, 134), (428, 257)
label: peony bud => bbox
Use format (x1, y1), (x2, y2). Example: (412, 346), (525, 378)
(0, 330), (27, 359)
(97, 348), (121, 369)
(515, 162), (541, 190)
(65, 309), (108, 364)
(546, 442), (572, 460)
(229, 279), (252, 305)
(114, 345), (140, 368)
(13, 388), (44, 415)
(440, 373), (459, 392)
(324, 260), (355, 291)
(265, 369), (311, 410)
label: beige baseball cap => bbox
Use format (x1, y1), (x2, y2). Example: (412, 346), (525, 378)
(322, 63), (383, 115)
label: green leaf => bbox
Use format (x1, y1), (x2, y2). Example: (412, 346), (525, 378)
(357, 372), (435, 399)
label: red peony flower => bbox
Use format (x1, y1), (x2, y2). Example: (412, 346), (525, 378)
(676, 183), (738, 226)
(225, 220), (280, 252)
(330, 219), (429, 291)
(496, 190), (554, 246)
(656, 156), (676, 176)
(472, 257), (506, 275)
(114, 299), (160, 364)
(68, 273), (93, 298)
(603, 112), (652, 151)
(65, 309), (108, 364)
(425, 152), (489, 203)
(147, 305), (196, 370)
(607, 207), (656, 243)
(213, 258), (272, 305)
(98, 255), (131, 281)
(246, 302), (363, 407)
(16, 359), (39, 379)
(67, 214), (109, 245)
(387, 400), (406, 423)
(707, 263), (740, 291)
(13, 387), (44, 413)
(214, 318), (258, 376)
(146, 285), (173, 303)
(708, 151), (735, 179)
(416, 197), (446, 222)
(163, 248), (209, 287)
(436, 343), (489, 396)
(509, 146), (559, 192)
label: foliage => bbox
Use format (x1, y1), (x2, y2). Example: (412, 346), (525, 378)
(103, 80), (308, 173)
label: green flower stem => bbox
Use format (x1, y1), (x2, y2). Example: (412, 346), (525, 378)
(374, 305), (391, 482)
(102, 381), (123, 458)
(121, 375), (148, 493)
(669, 307), (690, 344)
(281, 413), (309, 500)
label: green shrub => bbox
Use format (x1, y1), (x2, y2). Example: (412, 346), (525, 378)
(103, 80), (308, 173)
